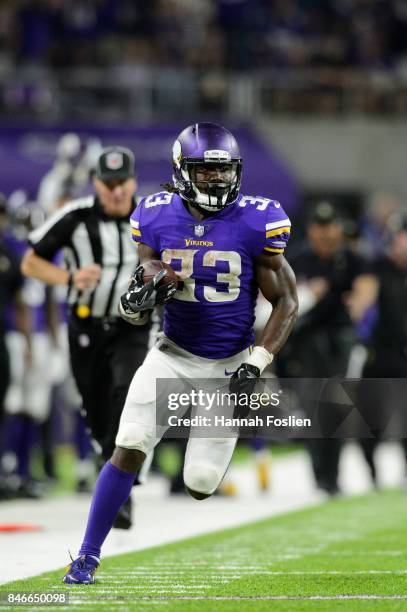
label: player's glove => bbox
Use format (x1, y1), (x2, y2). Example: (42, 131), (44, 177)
(119, 307), (153, 326)
(119, 264), (177, 322)
(229, 363), (260, 419)
(228, 347), (274, 419)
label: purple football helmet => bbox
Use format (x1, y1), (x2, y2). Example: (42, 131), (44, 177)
(172, 122), (242, 212)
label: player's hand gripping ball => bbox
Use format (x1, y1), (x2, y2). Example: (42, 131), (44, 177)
(119, 260), (178, 323)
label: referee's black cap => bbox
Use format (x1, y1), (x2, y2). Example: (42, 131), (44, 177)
(308, 201), (340, 225)
(96, 146), (135, 182)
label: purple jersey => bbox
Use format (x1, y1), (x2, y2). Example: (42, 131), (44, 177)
(130, 192), (291, 358)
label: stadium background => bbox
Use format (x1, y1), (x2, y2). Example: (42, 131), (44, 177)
(1, 0), (407, 606)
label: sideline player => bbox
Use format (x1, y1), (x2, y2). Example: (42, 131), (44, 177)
(63, 122), (298, 584)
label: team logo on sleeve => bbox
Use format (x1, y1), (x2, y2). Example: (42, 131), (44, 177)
(106, 152), (123, 169)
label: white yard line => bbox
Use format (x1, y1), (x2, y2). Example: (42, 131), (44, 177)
(83, 595), (407, 601)
(0, 441), (402, 585)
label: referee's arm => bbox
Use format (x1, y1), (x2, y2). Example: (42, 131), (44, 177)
(22, 249), (101, 291)
(22, 249), (71, 286)
(21, 203), (101, 290)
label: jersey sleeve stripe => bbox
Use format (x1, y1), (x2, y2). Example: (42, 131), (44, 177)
(131, 228), (141, 237)
(266, 226), (291, 238)
(264, 246), (284, 253)
(265, 219), (291, 231)
(130, 219), (139, 229)
(269, 240), (287, 247)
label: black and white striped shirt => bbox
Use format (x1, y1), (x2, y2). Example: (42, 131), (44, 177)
(29, 195), (139, 318)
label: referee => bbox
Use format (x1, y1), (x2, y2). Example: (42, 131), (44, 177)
(21, 146), (150, 528)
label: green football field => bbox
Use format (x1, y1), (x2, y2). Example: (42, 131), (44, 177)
(1, 490), (407, 611)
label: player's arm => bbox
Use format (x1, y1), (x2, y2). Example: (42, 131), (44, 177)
(230, 252), (298, 404)
(255, 251), (298, 356)
(137, 242), (160, 264)
(118, 242), (176, 325)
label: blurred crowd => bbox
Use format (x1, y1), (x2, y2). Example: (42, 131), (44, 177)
(1, 1), (407, 118)
(1, 0), (407, 72)
(0, 132), (407, 502)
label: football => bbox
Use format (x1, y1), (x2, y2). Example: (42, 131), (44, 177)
(141, 260), (178, 288)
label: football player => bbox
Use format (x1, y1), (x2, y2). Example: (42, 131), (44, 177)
(63, 122), (298, 584)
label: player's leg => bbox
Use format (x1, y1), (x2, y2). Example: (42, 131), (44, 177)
(0, 335), (9, 454)
(63, 457), (139, 583)
(3, 331), (41, 497)
(183, 436), (238, 500)
(64, 345), (179, 583)
(20, 332), (54, 494)
(181, 344), (249, 499)
(0, 335), (10, 499)
(80, 327), (148, 530)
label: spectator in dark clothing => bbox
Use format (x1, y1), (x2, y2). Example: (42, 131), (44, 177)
(276, 201), (377, 494)
(359, 218), (407, 483)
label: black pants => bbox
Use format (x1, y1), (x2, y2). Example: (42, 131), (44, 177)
(276, 326), (355, 492)
(359, 347), (407, 475)
(68, 316), (150, 460)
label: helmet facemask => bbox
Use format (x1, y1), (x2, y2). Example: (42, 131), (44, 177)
(179, 160), (241, 212)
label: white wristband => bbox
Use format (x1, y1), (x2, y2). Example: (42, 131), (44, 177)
(245, 346), (274, 374)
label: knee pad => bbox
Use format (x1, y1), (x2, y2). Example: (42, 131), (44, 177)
(115, 422), (155, 455)
(183, 463), (221, 496)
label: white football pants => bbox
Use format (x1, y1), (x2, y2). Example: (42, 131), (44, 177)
(116, 335), (250, 495)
